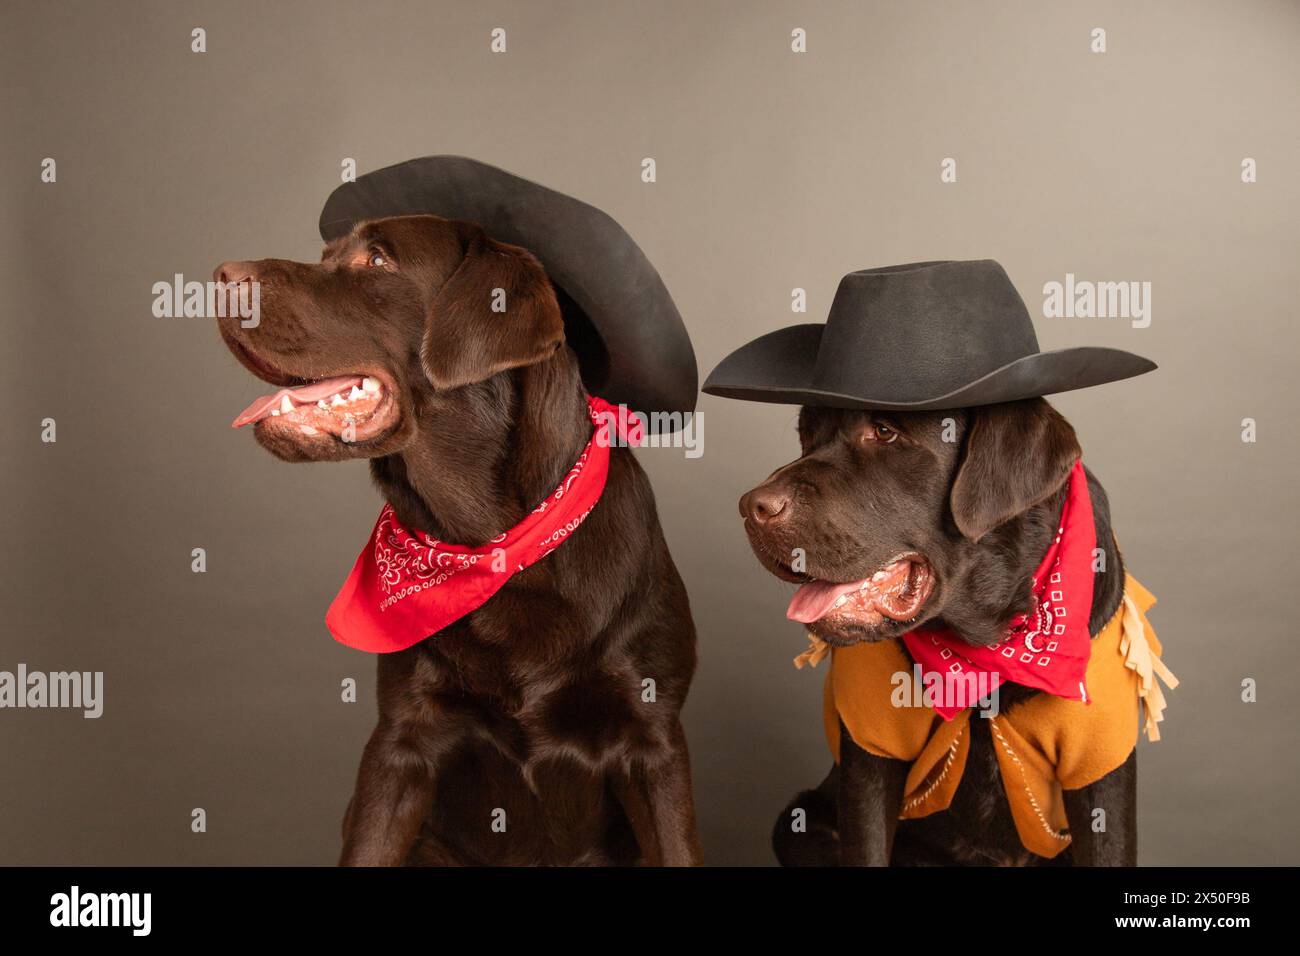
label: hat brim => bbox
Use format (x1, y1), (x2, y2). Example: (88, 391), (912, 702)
(319, 156), (698, 427)
(702, 324), (1157, 411)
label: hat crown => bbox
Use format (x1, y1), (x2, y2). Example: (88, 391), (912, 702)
(812, 260), (1038, 403)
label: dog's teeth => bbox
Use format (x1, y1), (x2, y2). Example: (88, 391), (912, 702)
(833, 595), (847, 608)
(270, 409), (280, 416)
(331, 393), (346, 407)
(872, 571), (886, 582)
(317, 400), (328, 409)
(362, 377), (380, 393)
(858, 581), (870, 592)
(349, 385), (366, 401)
(279, 395), (294, 414)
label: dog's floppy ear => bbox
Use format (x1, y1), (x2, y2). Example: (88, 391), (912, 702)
(949, 398), (1081, 542)
(421, 227), (565, 390)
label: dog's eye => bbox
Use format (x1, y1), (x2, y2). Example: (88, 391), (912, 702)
(367, 250), (387, 267)
(862, 422), (898, 445)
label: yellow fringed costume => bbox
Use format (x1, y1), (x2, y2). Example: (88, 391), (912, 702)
(810, 574), (1176, 858)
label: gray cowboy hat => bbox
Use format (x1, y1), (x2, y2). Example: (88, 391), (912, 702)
(703, 259), (1155, 410)
(320, 155), (697, 426)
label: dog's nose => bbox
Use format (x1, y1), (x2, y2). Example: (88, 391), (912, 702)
(740, 486), (791, 526)
(213, 260), (257, 285)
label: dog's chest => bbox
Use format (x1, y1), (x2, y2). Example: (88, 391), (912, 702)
(416, 623), (652, 769)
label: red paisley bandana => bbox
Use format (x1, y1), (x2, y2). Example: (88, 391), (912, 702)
(903, 461), (1097, 719)
(326, 395), (631, 653)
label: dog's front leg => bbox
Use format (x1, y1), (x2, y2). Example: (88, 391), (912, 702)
(1062, 749), (1137, 866)
(837, 719), (908, 866)
(338, 719), (439, 866)
(613, 722), (703, 866)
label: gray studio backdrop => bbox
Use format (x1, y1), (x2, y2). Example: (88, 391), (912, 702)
(3, 0), (1298, 865)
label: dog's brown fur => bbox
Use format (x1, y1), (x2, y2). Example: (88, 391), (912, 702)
(215, 214), (702, 866)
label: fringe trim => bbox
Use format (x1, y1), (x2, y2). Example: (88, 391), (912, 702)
(793, 632), (831, 670)
(1119, 593), (1179, 741)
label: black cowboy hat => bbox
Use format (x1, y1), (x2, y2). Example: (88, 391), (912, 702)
(703, 260), (1155, 411)
(319, 155), (697, 426)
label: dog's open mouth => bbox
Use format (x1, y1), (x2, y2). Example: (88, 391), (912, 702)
(224, 337), (400, 445)
(232, 374), (384, 432)
(786, 555), (935, 629)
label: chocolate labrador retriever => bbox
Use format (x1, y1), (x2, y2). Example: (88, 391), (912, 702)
(741, 401), (1135, 866)
(214, 214), (701, 866)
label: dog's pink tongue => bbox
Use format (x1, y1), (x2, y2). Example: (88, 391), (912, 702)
(232, 376), (363, 428)
(787, 579), (866, 624)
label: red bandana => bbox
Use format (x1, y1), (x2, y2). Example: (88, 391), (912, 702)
(326, 395), (631, 653)
(902, 461), (1097, 719)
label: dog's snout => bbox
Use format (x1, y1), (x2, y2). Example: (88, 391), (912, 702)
(740, 485), (791, 526)
(214, 260), (257, 286)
